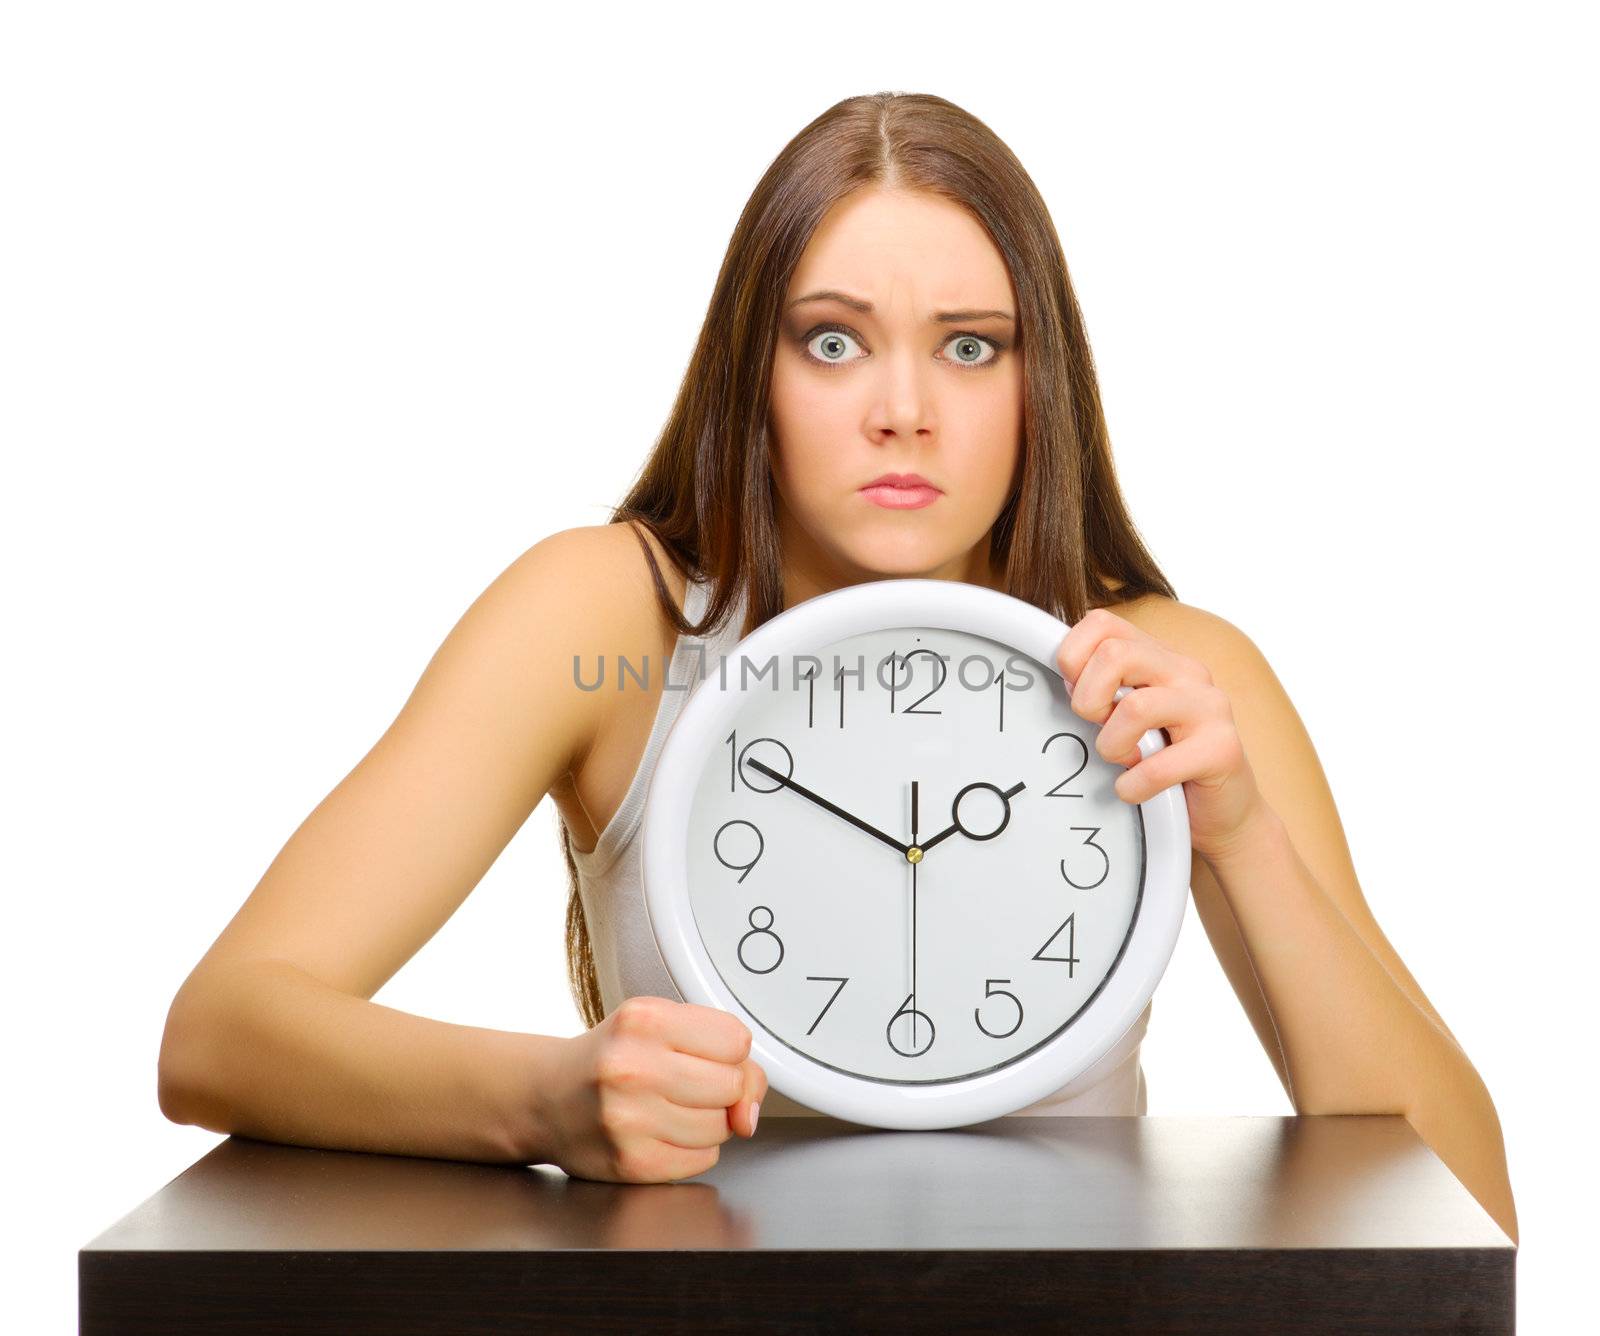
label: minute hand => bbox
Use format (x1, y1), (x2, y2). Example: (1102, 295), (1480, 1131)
(744, 759), (910, 857)
(918, 779), (1028, 854)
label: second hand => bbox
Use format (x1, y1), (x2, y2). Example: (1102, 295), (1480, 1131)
(911, 779), (919, 1051)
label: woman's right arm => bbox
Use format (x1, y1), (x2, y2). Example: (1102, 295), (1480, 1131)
(156, 525), (765, 1179)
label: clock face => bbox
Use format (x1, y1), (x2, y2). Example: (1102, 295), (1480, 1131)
(682, 624), (1146, 1088)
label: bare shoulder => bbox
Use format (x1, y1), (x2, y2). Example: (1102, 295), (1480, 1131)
(402, 521), (685, 801)
(509, 521), (688, 641)
(1099, 590), (1260, 670)
(532, 522), (694, 850)
(513, 520), (671, 592)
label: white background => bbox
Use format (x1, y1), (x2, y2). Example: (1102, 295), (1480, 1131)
(5, 2), (1593, 1329)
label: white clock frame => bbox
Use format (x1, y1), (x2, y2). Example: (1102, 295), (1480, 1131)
(641, 577), (1189, 1129)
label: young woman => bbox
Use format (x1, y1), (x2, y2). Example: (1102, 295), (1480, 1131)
(157, 92), (1517, 1243)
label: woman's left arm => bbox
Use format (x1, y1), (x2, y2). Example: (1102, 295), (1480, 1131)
(1058, 604), (1518, 1246)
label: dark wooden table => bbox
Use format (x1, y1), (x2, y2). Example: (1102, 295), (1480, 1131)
(80, 1115), (1514, 1334)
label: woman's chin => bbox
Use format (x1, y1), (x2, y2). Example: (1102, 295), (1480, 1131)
(838, 536), (967, 581)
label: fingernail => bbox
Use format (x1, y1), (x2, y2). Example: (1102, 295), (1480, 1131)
(749, 1102), (760, 1135)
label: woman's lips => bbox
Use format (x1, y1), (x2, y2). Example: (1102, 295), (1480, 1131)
(860, 483), (941, 510)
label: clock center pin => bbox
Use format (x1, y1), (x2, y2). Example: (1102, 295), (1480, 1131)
(907, 846), (923, 863)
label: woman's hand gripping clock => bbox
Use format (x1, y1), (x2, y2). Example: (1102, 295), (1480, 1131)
(1057, 606), (1272, 863)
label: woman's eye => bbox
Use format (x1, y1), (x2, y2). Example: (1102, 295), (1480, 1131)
(943, 333), (999, 368)
(800, 326), (1002, 370)
(804, 328), (865, 366)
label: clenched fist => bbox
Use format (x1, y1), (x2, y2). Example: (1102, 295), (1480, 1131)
(522, 995), (769, 1183)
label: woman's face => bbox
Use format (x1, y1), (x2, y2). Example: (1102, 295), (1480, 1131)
(769, 186), (1023, 593)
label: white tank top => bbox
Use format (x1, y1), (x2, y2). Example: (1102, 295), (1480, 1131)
(562, 572), (1151, 1117)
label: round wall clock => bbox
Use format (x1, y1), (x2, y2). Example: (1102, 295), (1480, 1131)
(641, 578), (1189, 1129)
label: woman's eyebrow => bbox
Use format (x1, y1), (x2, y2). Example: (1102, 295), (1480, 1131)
(788, 289), (1015, 324)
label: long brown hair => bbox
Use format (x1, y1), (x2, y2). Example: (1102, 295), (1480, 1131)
(560, 90), (1177, 1031)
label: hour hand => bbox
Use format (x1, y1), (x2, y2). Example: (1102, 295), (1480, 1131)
(744, 759), (910, 857)
(918, 779), (1027, 855)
